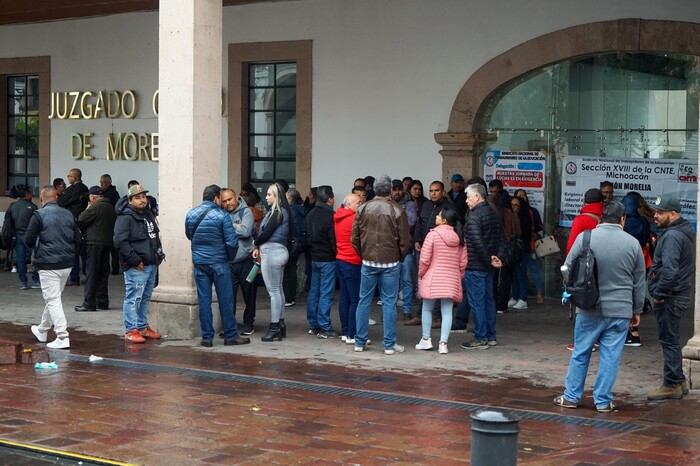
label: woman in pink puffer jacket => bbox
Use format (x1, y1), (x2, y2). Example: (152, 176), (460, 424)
(416, 208), (467, 354)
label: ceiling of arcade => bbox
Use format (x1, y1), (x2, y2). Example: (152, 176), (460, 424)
(0, 0), (283, 26)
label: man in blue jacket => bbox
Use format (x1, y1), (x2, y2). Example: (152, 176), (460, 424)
(186, 184), (249, 347)
(25, 185), (79, 349)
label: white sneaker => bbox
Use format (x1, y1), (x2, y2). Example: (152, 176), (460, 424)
(415, 338), (433, 350)
(376, 299), (382, 305)
(438, 342), (449, 354)
(354, 345), (367, 352)
(368, 318), (377, 326)
(507, 298), (518, 308)
(341, 336), (348, 342)
(347, 338), (370, 345)
(384, 344), (405, 355)
(47, 337), (70, 349)
(31, 325), (47, 343)
(513, 299), (528, 310)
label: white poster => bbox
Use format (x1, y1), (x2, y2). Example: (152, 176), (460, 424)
(484, 150), (546, 223)
(560, 156), (698, 227)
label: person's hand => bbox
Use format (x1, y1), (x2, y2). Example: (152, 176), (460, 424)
(653, 298), (665, 304)
(630, 314), (641, 327)
(136, 261), (145, 271)
(491, 255), (503, 268)
(414, 242), (421, 252)
(252, 248), (260, 260)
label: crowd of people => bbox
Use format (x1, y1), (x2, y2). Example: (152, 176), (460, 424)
(2, 169), (693, 408)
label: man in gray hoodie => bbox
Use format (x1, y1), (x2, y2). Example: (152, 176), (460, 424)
(554, 201), (645, 413)
(221, 188), (257, 336)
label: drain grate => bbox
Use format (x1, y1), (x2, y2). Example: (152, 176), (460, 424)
(53, 352), (645, 433)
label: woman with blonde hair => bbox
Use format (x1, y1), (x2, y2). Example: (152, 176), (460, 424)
(253, 182), (291, 342)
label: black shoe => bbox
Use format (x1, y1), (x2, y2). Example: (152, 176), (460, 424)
(224, 336), (251, 345)
(261, 323), (283, 342)
(241, 325), (255, 336)
(308, 326), (320, 335)
(279, 318), (287, 338)
(318, 329), (341, 339)
(74, 304), (96, 312)
(66, 281), (81, 287)
(284, 301), (296, 307)
(200, 339), (213, 347)
(97, 303), (109, 310)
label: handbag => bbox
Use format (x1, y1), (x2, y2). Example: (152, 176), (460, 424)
(535, 234), (560, 258)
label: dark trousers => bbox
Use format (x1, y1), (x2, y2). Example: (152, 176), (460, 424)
(453, 271), (470, 328)
(494, 266), (513, 311)
(70, 242), (86, 285)
(283, 254), (300, 303)
(231, 257), (257, 326)
(83, 244), (110, 308)
(653, 294), (690, 385)
(111, 246), (120, 274)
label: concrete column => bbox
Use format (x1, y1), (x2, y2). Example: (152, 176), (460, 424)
(149, 0), (222, 339)
(682, 107), (700, 390)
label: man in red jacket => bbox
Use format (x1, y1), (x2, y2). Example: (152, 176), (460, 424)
(566, 188), (604, 254)
(334, 193), (363, 343)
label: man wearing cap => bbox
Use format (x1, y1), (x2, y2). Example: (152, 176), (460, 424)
(391, 179), (419, 325)
(647, 194), (695, 401)
(113, 185), (163, 343)
(447, 174), (468, 222)
(75, 186), (116, 312)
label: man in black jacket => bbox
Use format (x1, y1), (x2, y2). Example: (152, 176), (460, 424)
(646, 194), (695, 401)
(113, 185), (163, 344)
(58, 168), (89, 286)
(25, 185), (79, 349)
(414, 181), (455, 251)
(100, 173), (122, 274)
(8, 187), (38, 289)
(461, 183), (505, 350)
(75, 186), (116, 312)
(305, 185), (339, 338)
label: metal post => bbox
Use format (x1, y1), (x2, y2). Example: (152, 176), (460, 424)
(470, 409), (519, 466)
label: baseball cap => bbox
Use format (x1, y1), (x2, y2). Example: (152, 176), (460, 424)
(451, 174), (464, 183)
(88, 186), (103, 196)
(584, 188), (604, 204)
(127, 185), (149, 198)
(391, 179), (403, 189)
(652, 194), (681, 212)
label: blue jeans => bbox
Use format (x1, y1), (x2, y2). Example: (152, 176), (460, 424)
(15, 234), (39, 285)
(527, 253), (543, 294)
(653, 295), (689, 385)
(453, 272), (470, 329)
(307, 260), (337, 331)
(465, 270), (496, 342)
(194, 262), (238, 341)
(355, 264), (400, 350)
(123, 265), (157, 333)
(564, 314), (629, 408)
(336, 260), (360, 338)
(511, 255), (528, 301)
(400, 254), (414, 315)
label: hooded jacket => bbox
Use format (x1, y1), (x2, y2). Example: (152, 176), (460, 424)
(621, 194), (650, 247)
(334, 205), (361, 265)
(114, 205), (162, 271)
(229, 197), (255, 263)
(648, 217), (695, 299)
(418, 224), (467, 302)
(566, 202), (603, 254)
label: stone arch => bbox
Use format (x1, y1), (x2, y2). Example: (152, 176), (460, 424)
(435, 18), (700, 178)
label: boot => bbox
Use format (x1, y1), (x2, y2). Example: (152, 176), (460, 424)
(403, 313), (420, 326)
(279, 318), (287, 338)
(647, 384), (683, 401)
(261, 322), (283, 342)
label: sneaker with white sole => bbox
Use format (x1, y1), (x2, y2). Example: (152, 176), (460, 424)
(438, 342), (449, 354)
(368, 318), (377, 326)
(354, 345), (368, 352)
(384, 344), (405, 355)
(512, 299), (528, 310)
(415, 338), (433, 350)
(31, 325), (47, 343)
(507, 298), (518, 308)
(487, 339), (498, 346)
(47, 337), (70, 349)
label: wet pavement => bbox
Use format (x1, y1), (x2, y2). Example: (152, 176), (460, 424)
(0, 269), (699, 465)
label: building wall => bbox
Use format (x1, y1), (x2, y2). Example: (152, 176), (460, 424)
(0, 0), (698, 200)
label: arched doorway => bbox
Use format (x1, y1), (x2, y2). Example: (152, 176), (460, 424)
(435, 18), (700, 388)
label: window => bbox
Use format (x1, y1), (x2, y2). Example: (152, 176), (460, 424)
(7, 75), (40, 194)
(247, 62), (297, 191)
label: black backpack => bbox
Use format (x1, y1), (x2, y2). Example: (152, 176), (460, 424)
(566, 229), (599, 311)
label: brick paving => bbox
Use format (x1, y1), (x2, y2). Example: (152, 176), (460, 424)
(0, 270), (698, 464)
